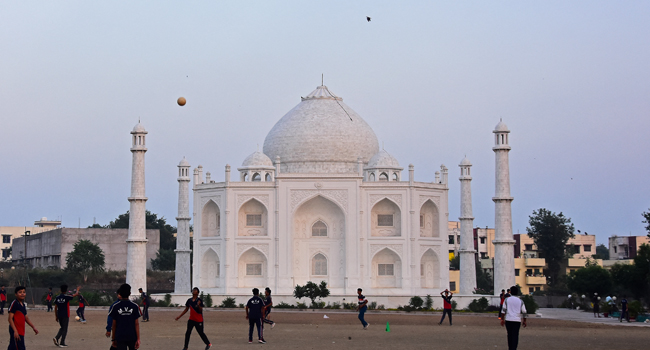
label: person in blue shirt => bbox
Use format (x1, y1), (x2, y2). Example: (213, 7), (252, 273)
(53, 284), (80, 348)
(619, 295), (630, 322)
(262, 287), (276, 329)
(0, 285), (7, 315)
(105, 290), (121, 350)
(8, 286), (39, 350)
(175, 287), (211, 350)
(356, 288), (369, 329)
(109, 284), (141, 350)
(245, 288), (266, 344)
(46, 287), (54, 313)
(138, 288), (149, 322)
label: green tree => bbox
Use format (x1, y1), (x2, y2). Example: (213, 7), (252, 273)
(108, 210), (177, 250)
(293, 281), (330, 306)
(87, 223), (105, 228)
(610, 263), (644, 299)
(151, 249), (175, 271)
(567, 264), (613, 296)
(642, 210), (650, 237)
(475, 260), (494, 294)
(526, 208), (575, 288)
(633, 244), (650, 303)
(593, 244), (609, 260)
(449, 255), (459, 270)
(66, 239), (105, 282)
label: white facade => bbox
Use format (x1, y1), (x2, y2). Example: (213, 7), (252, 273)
(190, 86), (450, 302)
(175, 158), (192, 294)
(458, 157), (477, 295)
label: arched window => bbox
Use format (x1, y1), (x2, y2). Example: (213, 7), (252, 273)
(252, 173), (261, 181)
(242, 173), (248, 182)
(311, 221), (327, 237)
(379, 172), (388, 181)
(312, 253), (327, 275)
(369, 173), (376, 181)
(392, 173), (399, 181)
(265, 173), (272, 182)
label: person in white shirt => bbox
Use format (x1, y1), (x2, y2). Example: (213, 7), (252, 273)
(500, 286), (527, 350)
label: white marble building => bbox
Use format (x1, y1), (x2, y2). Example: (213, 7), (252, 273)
(189, 85), (450, 303)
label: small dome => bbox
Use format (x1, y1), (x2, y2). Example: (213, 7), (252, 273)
(178, 157), (190, 167)
(367, 150), (400, 168)
(494, 120), (509, 132)
(241, 151), (274, 168)
(459, 157), (472, 166)
(132, 122), (147, 133)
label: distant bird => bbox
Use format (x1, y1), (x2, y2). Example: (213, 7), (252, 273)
(366, 16), (371, 22)
(577, 230), (581, 233)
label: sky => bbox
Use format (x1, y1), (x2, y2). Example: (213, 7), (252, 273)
(1, 1), (649, 245)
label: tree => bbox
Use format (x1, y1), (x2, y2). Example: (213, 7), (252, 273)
(87, 223), (105, 228)
(567, 264), (613, 296)
(593, 244), (609, 260)
(293, 281), (330, 306)
(610, 263), (644, 299)
(526, 208), (575, 288)
(151, 249), (175, 271)
(475, 260), (494, 294)
(642, 210), (650, 237)
(633, 244), (650, 303)
(449, 255), (459, 270)
(65, 239), (105, 282)
(108, 210), (177, 251)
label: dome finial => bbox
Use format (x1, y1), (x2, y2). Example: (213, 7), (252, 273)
(321, 73), (324, 86)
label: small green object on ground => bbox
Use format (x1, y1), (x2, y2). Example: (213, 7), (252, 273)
(386, 322), (390, 332)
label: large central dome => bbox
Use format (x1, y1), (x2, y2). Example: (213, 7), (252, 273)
(263, 86), (379, 174)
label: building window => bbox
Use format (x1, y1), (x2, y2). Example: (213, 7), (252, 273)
(524, 244), (533, 251)
(246, 214), (262, 227)
(378, 264), (394, 276)
(480, 252), (487, 258)
(448, 235), (454, 244)
(311, 221), (328, 237)
(570, 269), (575, 273)
(480, 237), (486, 244)
(420, 215), (424, 228)
(526, 269), (533, 276)
(1, 235), (10, 244)
(614, 246), (617, 253)
(252, 173), (261, 181)
(312, 254), (327, 275)
(1, 249), (9, 258)
(246, 263), (262, 276)
(584, 245), (592, 252)
(379, 172), (388, 181)
(535, 287), (541, 292)
(377, 214), (393, 227)
(529, 287), (534, 294)
(515, 269), (520, 276)
(449, 281), (456, 291)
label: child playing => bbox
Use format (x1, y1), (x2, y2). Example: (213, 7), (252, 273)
(8, 286), (39, 350)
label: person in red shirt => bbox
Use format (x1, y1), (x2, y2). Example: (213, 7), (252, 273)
(439, 289), (453, 326)
(46, 287), (54, 313)
(175, 287), (211, 350)
(8, 286), (39, 350)
(0, 285), (7, 315)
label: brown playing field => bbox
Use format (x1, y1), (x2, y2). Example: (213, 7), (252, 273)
(2, 308), (647, 349)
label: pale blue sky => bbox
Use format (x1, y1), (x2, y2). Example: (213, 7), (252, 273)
(1, 1), (649, 245)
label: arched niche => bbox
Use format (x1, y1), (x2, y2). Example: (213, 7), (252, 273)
(419, 200), (439, 238)
(311, 220), (328, 237)
(369, 173), (375, 181)
(371, 198), (401, 237)
(379, 172), (388, 181)
(372, 248), (402, 288)
(238, 248), (267, 287)
(311, 253), (328, 277)
(293, 196), (345, 239)
(420, 249), (439, 289)
(265, 173), (272, 182)
(238, 199), (268, 236)
(201, 200), (220, 237)
(252, 173), (261, 182)
(201, 248), (220, 288)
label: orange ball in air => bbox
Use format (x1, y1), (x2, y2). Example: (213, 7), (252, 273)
(177, 97), (186, 106)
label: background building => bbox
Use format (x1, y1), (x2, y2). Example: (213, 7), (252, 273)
(12, 228), (159, 270)
(609, 235), (650, 260)
(0, 217), (61, 260)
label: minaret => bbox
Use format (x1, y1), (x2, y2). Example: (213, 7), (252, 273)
(492, 119), (515, 295)
(127, 122), (148, 292)
(459, 157), (477, 294)
(175, 157), (192, 294)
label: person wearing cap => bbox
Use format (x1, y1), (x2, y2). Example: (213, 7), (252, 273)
(439, 289), (453, 325)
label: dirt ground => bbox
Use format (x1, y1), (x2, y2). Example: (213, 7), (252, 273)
(3, 308), (648, 350)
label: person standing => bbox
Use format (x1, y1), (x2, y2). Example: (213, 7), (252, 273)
(175, 287), (212, 350)
(356, 288), (369, 329)
(500, 286), (527, 350)
(619, 295), (630, 322)
(592, 293), (600, 318)
(106, 290), (121, 350)
(46, 287), (54, 313)
(109, 284), (142, 350)
(439, 289), (453, 326)
(76, 293), (88, 323)
(0, 285), (7, 315)
(262, 287), (276, 329)
(53, 284), (80, 348)
(138, 288), (149, 322)
(498, 289), (506, 319)
(245, 288), (266, 344)
(7, 286), (39, 350)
